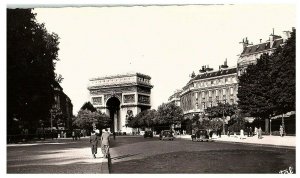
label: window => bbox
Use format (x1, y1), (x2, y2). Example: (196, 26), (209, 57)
(230, 87), (234, 95)
(216, 90), (219, 96)
(202, 102), (206, 109)
(225, 78), (228, 83)
(202, 91), (205, 98)
(223, 88), (226, 95)
(208, 90), (212, 97)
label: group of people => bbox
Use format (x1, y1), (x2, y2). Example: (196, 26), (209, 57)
(89, 128), (110, 159)
(71, 131), (81, 141)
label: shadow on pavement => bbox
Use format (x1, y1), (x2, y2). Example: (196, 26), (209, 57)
(111, 153), (140, 160)
(110, 149), (295, 173)
(7, 138), (105, 173)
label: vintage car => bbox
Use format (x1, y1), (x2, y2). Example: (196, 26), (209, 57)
(144, 131), (153, 138)
(159, 130), (174, 141)
(191, 129), (210, 142)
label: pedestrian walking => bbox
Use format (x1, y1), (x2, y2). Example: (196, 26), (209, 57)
(72, 131), (75, 140)
(101, 129), (110, 158)
(254, 127), (258, 136)
(249, 127), (253, 137)
(246, 127), (250, 137)
(89, 131), (98, 159)
(279, 125), (284, 137)
(258, 127), (262, 139)
(240, 129), (245, 139)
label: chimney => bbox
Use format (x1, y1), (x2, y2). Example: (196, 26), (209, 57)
(269, 28), (277, 47)
(260, 39), (262, 43)
(239, 37), (249, 51)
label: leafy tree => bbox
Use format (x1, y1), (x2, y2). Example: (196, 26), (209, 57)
(55, 73), (64, 83)
(208, 119), (223, 131)
(7, 9), (60, 134)
(142, 109), (157, 128)
(238, 29), (296, 133)
(227, 116), (247, 133)
(156, 102), (184, 129)
(238, 54), (275, 133)
(205, 103), (237, 119)
(125, 110), (134, 127)
(80, 102), (97, 112)
(127, 109), (157, 129)
(191, 114), (201, 128)
(270, 29), (296, 115)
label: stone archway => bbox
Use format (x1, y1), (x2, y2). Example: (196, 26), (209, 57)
(106, 97), (121, 132)
(88, 73), (153, 134)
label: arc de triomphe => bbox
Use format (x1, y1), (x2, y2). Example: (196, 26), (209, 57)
(87, 73), (153, 133)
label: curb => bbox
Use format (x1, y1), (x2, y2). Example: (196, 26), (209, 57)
(179, 137), (295, 149)
(213, 139), (296, 149)
(100, 158), (110, 173)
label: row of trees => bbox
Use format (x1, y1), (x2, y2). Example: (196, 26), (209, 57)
(238, 29), (296, 133)
(7, 9), (61, 134)
(72, 101), (243, 134)
(126, 102), (240, 133)
(127, 102), (184, 130)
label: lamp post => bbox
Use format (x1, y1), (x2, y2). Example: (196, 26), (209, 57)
(270, 119), (272, 135)
(222, 108), (225, 135)
(50, 111), (53, 132)
(281, 114), (285, 136)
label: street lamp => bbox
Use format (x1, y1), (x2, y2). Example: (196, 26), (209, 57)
(270, 119), (272, 135)
(222, 103), (226, 135)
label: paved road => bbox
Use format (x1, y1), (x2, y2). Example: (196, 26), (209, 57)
(7, 138), (108, 173)
(109, 136), (295, 173)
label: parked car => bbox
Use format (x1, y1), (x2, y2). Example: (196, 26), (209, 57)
(191, 129), (210, 142)
(159, 130), (174, 141)
(144, 131), (153, 138)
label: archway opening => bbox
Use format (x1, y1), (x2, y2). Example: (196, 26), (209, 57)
(106, 97), (121, 132)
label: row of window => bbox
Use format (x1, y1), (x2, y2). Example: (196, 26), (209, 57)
(197, 87), (235, 99)
(193, 76), (237, 88)
(199, 99), (235, 110)
(181, 89), (237, 112)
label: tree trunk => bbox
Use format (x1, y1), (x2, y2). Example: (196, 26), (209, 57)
(265, 118), (269, 134)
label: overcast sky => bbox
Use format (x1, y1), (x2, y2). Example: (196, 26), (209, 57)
(33, 4), (295, 115)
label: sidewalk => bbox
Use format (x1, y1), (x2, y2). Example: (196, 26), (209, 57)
(178, 134), (296, 148)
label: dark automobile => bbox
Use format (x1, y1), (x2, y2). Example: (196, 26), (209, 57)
(191, 129), (210, 142)
(159, 130), (174, 141)
(144, 131), (153, 138)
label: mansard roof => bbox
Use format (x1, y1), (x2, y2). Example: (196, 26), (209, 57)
(241, 38), (283, 56)
(189, 67), (237, 83)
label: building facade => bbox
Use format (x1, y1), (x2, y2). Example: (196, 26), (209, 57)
(180, 65), (238, 118)
(87, 73), (153, 133)
(52, 82), (73, 130)
(168, 89), (182, 106)
(237, 30), (292, 76)
(170, 28), (294, 134)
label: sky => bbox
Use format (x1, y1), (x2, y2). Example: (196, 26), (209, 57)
(32, 4), (296, 115)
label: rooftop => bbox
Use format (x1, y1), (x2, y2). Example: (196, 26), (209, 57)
(188, 67), (237, 84)
(240, 38), (284, 56)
